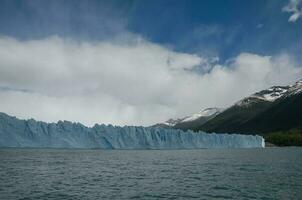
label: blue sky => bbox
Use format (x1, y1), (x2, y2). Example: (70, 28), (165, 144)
(0, 0), (301, 61)
(0, 0), (302, 125)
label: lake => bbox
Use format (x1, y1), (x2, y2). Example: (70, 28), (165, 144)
(0, 148), (301, 199)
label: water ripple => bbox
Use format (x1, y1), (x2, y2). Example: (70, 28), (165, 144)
(0, 148), (302, 199)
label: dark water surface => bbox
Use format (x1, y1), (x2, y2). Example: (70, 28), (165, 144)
(0, 148), (301, 200)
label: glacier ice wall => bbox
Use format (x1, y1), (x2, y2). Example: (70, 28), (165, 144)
(0, 113), (264, 149)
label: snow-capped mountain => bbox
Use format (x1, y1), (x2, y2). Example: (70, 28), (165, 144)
(236, 80), (302, 107)
(155, 79), (302, 136)
(198, 79), (302, 134)
(162, 117), (187, 127)
(158, 80), (302, 130)
(155, 108), (223, 129)
(181, 108), (224, 122)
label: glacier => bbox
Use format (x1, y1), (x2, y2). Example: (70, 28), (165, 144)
(0, 113), (265, 149)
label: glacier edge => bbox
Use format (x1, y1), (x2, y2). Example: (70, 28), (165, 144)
(0, 113), (265, 149)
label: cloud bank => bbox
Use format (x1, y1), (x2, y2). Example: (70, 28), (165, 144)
(0, 36), (301, 126)
(283, 0), (302, 22)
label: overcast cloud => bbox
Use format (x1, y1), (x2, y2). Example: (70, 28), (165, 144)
(0, 36), (301, 126)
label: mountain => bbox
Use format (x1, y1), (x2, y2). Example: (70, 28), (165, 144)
(197, 80), (302, 134)
(154, 108), (223, 130)
(154, 79), (302, 146)
(0, 112), (264, 149)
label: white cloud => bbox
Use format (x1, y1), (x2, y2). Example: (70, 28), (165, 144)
(282, 0), (302, 22)
(0, 36), (301, 126)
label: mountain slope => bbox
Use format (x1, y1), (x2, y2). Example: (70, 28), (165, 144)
(173, 108), (224, 131)
(239, 91), (302, 133)
(154, 108), (223, 130)
(195, 101), (272, 133)
(198, 80), (302, 134)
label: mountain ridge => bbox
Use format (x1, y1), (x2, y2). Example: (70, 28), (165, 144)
(155, 79), (302, 138)
(198, 79), (302, 135)
(154, 107), (224, 130)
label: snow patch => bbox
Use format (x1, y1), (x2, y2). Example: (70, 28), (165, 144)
(236, 80), (302, 106)
(182, 108), (223, 122)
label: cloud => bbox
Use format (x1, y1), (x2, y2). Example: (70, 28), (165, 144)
(282, 0), (302, 22)
(257, 24), (263, 29)
(0, 36), (301, 126)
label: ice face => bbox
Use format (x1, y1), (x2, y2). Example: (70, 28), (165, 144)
(0, 113), (264, 149)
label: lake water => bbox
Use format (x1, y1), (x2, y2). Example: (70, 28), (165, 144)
(0, 148), (302, 200)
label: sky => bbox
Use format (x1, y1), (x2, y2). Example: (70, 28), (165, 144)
(0, 0), (302, 126)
